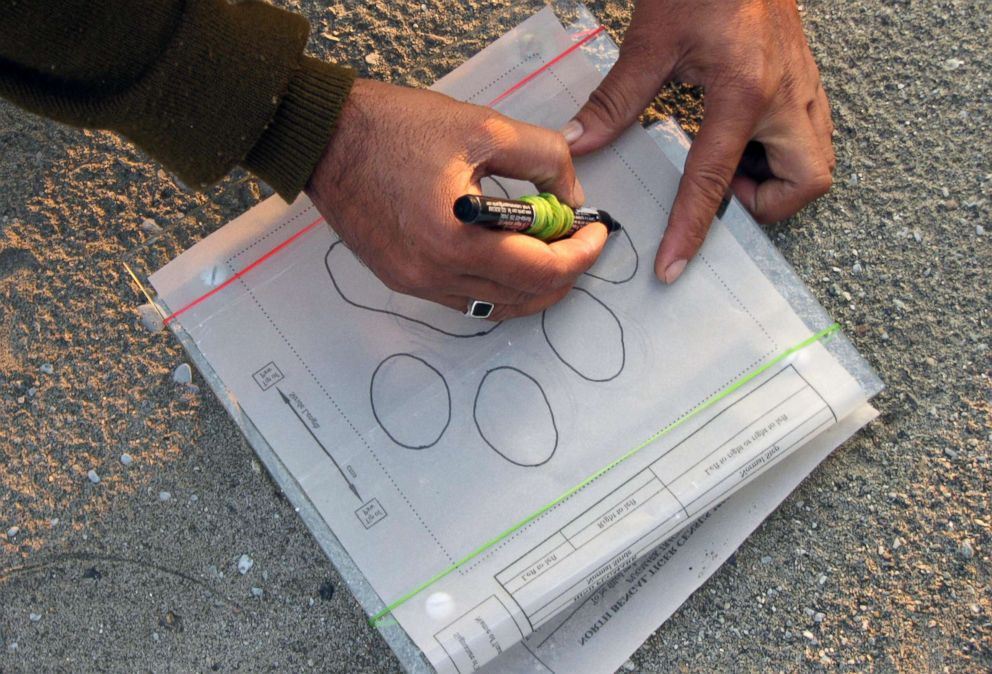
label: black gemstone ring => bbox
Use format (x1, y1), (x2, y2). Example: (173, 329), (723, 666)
(466, 299), (495, 319)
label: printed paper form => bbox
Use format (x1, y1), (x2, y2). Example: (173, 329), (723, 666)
(150, 8), (873, 673)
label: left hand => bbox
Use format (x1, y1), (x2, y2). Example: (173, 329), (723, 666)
(561, 0), (836, 283)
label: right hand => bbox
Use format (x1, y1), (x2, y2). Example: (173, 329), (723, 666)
(305, 79), (608, 321)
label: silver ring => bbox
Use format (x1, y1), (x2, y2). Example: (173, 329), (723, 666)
(466, 299), (495, 319)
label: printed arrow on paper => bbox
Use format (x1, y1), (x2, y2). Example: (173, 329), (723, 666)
(276, 387), (362, 502)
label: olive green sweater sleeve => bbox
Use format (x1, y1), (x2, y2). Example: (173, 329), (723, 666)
(0, 0), (355, 200)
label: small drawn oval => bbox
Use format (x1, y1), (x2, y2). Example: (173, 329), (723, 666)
(542, 288), (625, 382)
(370, 354), (451, 450)
(474, 367), (557, 467)
(583, 228), (638, 284)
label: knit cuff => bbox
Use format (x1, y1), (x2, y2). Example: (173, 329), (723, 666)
(242, 57), (355, 202)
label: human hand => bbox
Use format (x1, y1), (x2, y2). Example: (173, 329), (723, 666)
(562, 0), (835, 283)
(305, 79), (608, 320)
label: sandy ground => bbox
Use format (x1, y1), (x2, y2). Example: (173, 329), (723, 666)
(0, 1), (989, 672)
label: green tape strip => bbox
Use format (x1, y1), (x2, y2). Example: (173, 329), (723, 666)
(369, 322), (841, 627)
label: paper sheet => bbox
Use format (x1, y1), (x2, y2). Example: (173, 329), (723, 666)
(149, 8), (876, 672)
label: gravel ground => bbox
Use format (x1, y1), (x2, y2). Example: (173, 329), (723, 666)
(0, 1), (988, 672)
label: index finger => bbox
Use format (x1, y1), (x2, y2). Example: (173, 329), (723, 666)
(656, 93), (759, 283)
(479, 115), (585, 207)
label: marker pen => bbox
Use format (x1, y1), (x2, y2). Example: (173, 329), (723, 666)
(453, 194), (622, 241)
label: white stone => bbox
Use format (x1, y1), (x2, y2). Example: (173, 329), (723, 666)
(173, 363), (193, 385)
(6, 526), (18, 539)
(87, 469), (101, 484)
(120, 453), (134, 466)
(137, 304), (164, 333)
(140, 217), (163, 235)
(238, 554), (254, 575)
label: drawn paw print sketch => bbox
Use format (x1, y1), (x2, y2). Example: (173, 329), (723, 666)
(323, 207), (637, 469)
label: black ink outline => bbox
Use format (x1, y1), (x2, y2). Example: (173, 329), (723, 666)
(541, 288), (626, 382)
(582, 226), (639, 284)
(325, 241), (500, 338)
(473, 367), (558, 468)
(482, 176), (512, 198)
(370, 353), (452, 450)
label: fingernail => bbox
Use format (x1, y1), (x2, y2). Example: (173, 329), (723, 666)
(560, 119), (584, 145)
(663, 259), (687, 284)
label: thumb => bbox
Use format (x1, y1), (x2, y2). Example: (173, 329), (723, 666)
(563, 36), (673, 156)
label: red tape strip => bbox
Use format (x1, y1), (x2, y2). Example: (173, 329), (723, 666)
(163, 216), (324, 324)
(486, 25), (605, 107)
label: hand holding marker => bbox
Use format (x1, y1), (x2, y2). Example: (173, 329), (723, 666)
(454, 193), (621, 242)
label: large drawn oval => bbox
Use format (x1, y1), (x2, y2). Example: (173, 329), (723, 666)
(474, 367), (558, 467)
(370, 354), (451, 450)
(325, 241), (499, 338)
(542, 288), (625, 382)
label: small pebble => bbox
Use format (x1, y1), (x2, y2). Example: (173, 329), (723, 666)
(173, 363), (193, 385)
(39, 363), (54, 375)
(943, 57), (964, 70)
(6, 526), (19, 539)
(977, 225), (986, 236)
(760, 555), (773, 564)
(944, 447), (959, 460)
(87, 469), (101, 484)
(29, 613), (41, 622)
(27, 387), (36, 397)
(802, 630), (817, 642)
(959, 540), (975, 560)
(238, 554), (254, 575)
(364, 52), (382, 66)
(852, 261), (863, 274)
(158, 491), (172, 502)
(251, 587), (264, 598)
(814, 612), (826, 623)
(120, 453), (134, 466)
(7, 642), (17, 653)
(621, 660), (636, 671)
(817, 574), (828, 586)
(140, 217), (163, 235)
(137, 304), (164, 333)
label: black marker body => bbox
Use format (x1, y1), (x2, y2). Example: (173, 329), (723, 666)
(453, 194), (621, 239)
